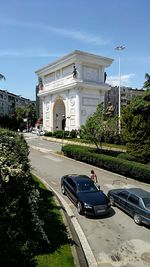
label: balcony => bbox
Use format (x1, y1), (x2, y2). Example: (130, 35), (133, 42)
(38, 74), (110, 96)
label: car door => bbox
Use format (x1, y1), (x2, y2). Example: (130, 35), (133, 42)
(69, 180), (78, 205)
(126, 194), (140, 216)
(117, 191), (129, 210)
(65, 177), (77, 204)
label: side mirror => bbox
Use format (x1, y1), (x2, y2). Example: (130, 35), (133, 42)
(98, 185), (100, 190)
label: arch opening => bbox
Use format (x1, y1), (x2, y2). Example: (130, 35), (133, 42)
(53, 99), (65, 131)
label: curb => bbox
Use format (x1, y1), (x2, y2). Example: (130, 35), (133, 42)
(38, 176), (98, 267)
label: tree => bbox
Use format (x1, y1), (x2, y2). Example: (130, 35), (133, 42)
(0, 114), (19, 131)
(0, 73), (6, 80)
(143, 73), (150, 90)
(121, 90), (150, 163)
(0, 129), (49, 266)
(80, 103), (119, 151)
(15, 104), (37, 130)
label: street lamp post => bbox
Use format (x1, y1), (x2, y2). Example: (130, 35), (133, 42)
(115, 45), (125, 134)
(61, 115), (70, 151)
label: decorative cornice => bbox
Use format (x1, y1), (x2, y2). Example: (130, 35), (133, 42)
(35, 50), (113, 77)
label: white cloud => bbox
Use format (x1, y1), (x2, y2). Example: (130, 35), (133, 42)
(0, 49), (62, 58)
(0, 18), (110, 46)
(107, 74), (135, 87)
(50, 27), (110, 45)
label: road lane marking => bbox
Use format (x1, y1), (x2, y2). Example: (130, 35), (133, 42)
(25, 136), (38, 139)
(30, 145), (52, 153)
(51, 181), (57, 185)
(38, 142), (50, 146)
(43, 155), (62, 162)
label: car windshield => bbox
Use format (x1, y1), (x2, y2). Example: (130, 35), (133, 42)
(143, 198), (150, 208)
(77, 181), (98, 192)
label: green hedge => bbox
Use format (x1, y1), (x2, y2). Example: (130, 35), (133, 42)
(44, 131), (53, 137)
(0, 128), (49, 266)
(62, 144), (150, 183)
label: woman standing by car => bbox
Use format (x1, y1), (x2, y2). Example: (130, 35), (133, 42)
(90, 170), (98, 183)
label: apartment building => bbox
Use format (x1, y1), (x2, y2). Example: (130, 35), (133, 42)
(105, 86), (145, 116)
(0, 89), (33, 116)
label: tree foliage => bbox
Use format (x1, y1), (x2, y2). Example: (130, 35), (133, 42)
(0, 114), (19, 131)
(0, 104), (37, 131)
(121, 90), (150, 163)
(143, 73), (150, 90)
(80, 103), (119, 150)
(0, 129), (49, 266)
(0, 73), (6, 80)
(15, 103), (37, 130)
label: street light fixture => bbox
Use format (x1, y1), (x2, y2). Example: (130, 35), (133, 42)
(115, 45), (125, 134)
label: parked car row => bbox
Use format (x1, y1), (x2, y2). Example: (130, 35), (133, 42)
(61, 174), (150, 226)
(31, 128), (45, 136)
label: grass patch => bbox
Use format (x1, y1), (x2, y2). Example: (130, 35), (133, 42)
(36, 245), (74, 267)
(32, 175), (75, 267)
(65, 138), (126, 150)
(44, 135), (126, 150)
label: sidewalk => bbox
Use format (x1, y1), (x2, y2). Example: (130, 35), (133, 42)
(42, 136), (126, 152)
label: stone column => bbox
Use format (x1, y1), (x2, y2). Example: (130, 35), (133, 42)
(49, 95), (53, 132)
(65, 90), (70, 130)
(76, 88), (81, 129)
(42, 97), (45, 129)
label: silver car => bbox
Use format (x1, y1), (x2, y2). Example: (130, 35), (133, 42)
(108, 188), (150, 226)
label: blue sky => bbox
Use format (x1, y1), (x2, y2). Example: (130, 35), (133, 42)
(0, 0), (150, 100)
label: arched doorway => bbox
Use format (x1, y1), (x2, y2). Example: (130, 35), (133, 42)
(53, 98), (65, 131)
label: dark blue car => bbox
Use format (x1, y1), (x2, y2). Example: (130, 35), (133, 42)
(108, 188), (150, 226)
(61, 174), (111, 216)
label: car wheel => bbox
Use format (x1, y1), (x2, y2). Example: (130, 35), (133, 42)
(109, 196), (115, 206)
(134, 214), (142, 225)
(77, 201), (83, 215)
(61, 184), (66, 195)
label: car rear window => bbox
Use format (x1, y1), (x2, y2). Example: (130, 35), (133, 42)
(77, 181), (98, 192)
(143, 198), (150, 208)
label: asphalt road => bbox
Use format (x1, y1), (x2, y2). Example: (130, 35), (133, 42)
(25, 133), (150, 267)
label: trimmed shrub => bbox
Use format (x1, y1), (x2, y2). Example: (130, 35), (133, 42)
(70, 129), (78, 138)
(64, 131), (70, 138)
(62, 144), (150, 183)
(53, 130), (63, 138)
(117, 152), (136, 161)
(44, 131), (53, 137)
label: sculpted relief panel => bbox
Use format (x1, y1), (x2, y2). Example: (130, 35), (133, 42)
(70, 96), (75, 106)
(83, 66), (99, 82)
(62, 64), (74, 77)
(82, 97), (99, 106)
(44, 72), (55, 84)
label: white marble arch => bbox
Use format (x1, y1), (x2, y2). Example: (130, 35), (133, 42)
(36, 50), (113, 132)
(53, 97), (66, 131)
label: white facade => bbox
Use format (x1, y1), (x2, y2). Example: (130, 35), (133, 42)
(35, 50), (113, 132)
